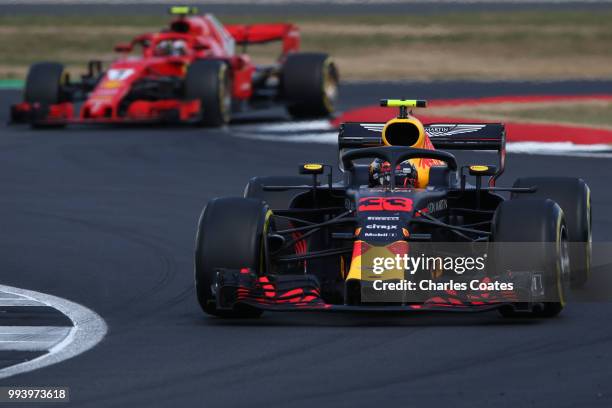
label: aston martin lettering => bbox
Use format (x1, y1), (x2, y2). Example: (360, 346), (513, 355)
(428, 199), (448, 213)
(426, 124), (486, 137)
(360, 123), (384, 133)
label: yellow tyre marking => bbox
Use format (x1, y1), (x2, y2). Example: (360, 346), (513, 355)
(218, 63), (230, 123)
(556, 212), (566, 307)
(260, 209), (273, 273)
(321, 57), (338, 113)
(585, 187), (592, 280)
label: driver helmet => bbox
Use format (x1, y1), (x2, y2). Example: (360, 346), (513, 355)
(154, 40), (173, 56)
(369, 159), (419, 188)
(171, 40), (187, 56)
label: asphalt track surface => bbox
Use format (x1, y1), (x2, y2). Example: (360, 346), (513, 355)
(1, 82), (612, 407)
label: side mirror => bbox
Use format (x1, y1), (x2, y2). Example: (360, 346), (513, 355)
(114, 43), (133, 53)
(467, 165), (498, 210)
(300, 163), (324, 175)
(468, 165), (497, 177)
(299, 163), (326, 207)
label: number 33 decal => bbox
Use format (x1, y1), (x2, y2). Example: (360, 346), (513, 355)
(358, 197), (413, 212)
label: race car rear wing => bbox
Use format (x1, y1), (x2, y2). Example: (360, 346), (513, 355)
(338, 122), (505, 150)
(338, 122), (506, 186)
(224, 23), (300, 54)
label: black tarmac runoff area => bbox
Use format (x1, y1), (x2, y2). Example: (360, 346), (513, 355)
(1, 82), (612, 407)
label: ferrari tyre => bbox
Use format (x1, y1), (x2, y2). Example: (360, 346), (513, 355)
(282, 52), (339, 119)
(195, 197), (270, 318)
(24, 62), (65, 105)
(185, 60), (231, 127)
(492, 199), (570, 318)
(512, 177), (591, 288)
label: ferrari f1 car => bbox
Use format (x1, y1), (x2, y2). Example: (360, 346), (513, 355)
(11, 6), (339, 127)
(195, 99), (591, 318)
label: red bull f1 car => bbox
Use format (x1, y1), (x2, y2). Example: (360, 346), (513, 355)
(195, 99), (591, 318)
(10, 6), (339, 127)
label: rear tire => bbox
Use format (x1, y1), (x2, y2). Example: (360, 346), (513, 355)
(282, 52), (339, 119)
(195, 197), (270, 318)
(492, 199), (570, 318)
(512, 177), (591, 288)
(185, 60), (231, 127)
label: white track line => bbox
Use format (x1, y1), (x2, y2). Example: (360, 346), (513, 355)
(238, 131), (339, 143)
(0, 293), (21, 299)
(0, 327), (72, 351)
(0, 285), (107, 380)
(0, 298), (45, 306)
(253, 120), (333, 133)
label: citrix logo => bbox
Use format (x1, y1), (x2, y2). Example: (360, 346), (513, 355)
(366, 224), (398, 230)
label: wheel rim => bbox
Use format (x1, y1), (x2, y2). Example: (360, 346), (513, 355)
(260, 209), (273, 275)
(558, 225), (571, 304)
(322, 59), (338, 113)
(586, 189), (592, 279)
(218, 65), (231, 123)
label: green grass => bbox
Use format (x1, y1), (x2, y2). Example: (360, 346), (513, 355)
(0, 79), (24, 89)
(2, 10), (612, 80)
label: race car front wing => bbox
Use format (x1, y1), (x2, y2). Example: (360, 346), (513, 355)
(10, 99), (201, 126)
(213, 268), (540, 313)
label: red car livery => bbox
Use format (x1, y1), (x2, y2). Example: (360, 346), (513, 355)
(11, 7), (339, 127)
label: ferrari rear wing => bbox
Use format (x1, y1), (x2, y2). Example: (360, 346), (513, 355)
(338, 122), (506, 186)
(224, 23), (300, 54)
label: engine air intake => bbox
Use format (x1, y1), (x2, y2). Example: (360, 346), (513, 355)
(382, 119), (424, 147)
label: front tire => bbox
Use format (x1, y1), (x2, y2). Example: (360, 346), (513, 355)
(24, 62), (65, 105)
(492, 199), (570, 318)
(512, 177), (591, 288)
(24, 62), (67, 129)
(195, 197), (270, 317)
(282, 52), (339, 119)
(185, 60), (232, 127)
